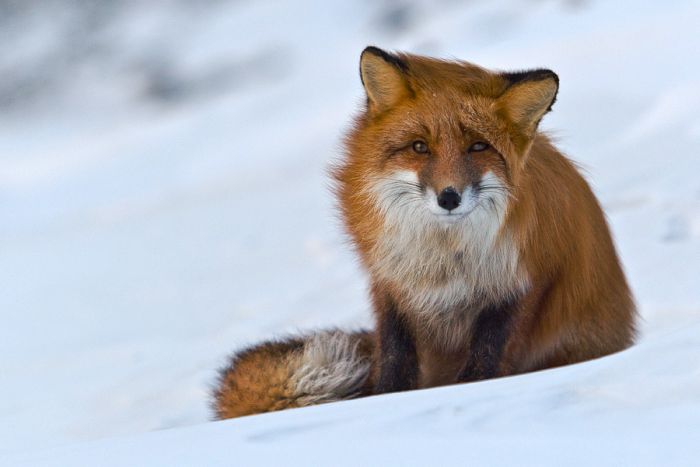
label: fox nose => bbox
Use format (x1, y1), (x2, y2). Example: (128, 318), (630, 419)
(437, 187), (461, 211)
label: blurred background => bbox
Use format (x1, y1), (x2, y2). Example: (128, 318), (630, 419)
(1, 0), (699, 455)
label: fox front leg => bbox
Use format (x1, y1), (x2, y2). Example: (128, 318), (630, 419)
(372, 294), (419, 394)
(457, 299), (516, 382)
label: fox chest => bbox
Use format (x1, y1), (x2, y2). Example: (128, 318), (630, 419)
(369, 226), (526, 351)
(373, 230), (522, 299)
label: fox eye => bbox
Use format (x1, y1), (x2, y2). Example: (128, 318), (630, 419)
(468, 142), (489, 152)
(412, 141), (429, 154)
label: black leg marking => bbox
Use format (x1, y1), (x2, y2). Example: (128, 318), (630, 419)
(374, 302), (418, 394)
(458, 298), (517, 383)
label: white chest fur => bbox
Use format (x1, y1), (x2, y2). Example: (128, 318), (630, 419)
(367, 170), (528, 343)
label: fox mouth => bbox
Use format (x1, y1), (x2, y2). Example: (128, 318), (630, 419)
(432, 208), (474, 224)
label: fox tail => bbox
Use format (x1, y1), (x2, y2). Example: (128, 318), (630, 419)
(212, 329), (373, 419)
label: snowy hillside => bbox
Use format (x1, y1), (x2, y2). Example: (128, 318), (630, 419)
(1, 0), (699, 465)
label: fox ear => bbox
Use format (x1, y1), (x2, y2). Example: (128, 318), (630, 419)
(497, 69), (559, 134)
(360, 46), (411, 113)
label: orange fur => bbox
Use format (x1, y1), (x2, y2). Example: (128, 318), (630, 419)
(213, 337), (307, 419)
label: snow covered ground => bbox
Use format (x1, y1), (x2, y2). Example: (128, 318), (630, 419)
(1, 0), (699, 464)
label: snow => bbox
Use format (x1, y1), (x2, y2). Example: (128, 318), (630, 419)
(1, 0), (699, 465)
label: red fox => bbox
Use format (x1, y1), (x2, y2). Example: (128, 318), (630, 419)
(213, 47), (637, 419)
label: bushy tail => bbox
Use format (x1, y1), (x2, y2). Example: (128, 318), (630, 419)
(212, 329), (374, 419)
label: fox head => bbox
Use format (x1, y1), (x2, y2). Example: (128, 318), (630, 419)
(335, 47), (558, 295)
(337, 46), (557, 225)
